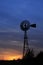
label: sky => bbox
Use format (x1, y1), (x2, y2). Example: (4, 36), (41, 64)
(0, 0), (43, 60)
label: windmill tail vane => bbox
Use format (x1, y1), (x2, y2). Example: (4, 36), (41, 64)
(30, 24), (36, 28)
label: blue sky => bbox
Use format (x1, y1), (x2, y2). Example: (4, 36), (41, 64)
(0, 0), (43, 31)
(0, 0), (43, 60)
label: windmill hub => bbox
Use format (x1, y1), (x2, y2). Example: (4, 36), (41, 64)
(20, 20), (30, 31)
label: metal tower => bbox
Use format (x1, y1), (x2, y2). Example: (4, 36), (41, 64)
(20, 20), (36, 57)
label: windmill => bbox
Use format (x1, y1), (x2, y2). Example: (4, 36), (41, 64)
(20, 20), (36, 57)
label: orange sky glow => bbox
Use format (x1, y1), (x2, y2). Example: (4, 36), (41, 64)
(0, 48), (22, 60)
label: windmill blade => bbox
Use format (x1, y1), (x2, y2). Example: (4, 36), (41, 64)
(30, 24), (36, 28)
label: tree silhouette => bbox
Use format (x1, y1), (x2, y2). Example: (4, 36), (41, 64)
(23, 49), (34, 60)
(36, 51), (43, 62)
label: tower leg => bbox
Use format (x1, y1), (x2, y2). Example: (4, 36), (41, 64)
(23, 39), (25, 57)
(23, 31), (29, 58)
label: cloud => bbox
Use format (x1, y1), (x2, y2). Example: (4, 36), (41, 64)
(0, 32), (43, 51)
(0, 40), (22, 51)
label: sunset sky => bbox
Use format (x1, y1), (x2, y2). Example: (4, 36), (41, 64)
(0, 0), (43, 60)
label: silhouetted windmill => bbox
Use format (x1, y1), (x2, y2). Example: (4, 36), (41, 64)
(20, 20), (36, 57)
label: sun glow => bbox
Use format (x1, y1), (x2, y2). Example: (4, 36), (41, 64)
(3, 55), (22, 60)
(0, 49), (22, 60)
(0, 54), (22, 60)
